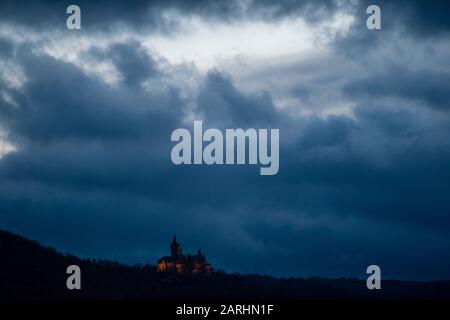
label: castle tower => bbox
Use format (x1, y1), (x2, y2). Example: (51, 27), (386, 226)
(171, 234), (182, 259)
(197, 249), (205, 262)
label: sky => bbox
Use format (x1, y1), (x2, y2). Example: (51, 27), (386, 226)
(0, 0), (450, 280)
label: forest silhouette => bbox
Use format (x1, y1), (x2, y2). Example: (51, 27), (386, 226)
(1, 229), (449, 300)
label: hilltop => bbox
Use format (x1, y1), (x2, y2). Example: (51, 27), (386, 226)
(1, 229), (449, 300)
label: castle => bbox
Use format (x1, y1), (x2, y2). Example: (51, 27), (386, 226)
(157, 235), (213, 275)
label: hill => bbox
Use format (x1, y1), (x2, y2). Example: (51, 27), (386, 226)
(1, 229), (450, 300)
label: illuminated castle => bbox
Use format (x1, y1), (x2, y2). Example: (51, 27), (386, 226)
(157, 235), (213, 275)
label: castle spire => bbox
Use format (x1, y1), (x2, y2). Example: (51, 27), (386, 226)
(171, 234), (182, 258)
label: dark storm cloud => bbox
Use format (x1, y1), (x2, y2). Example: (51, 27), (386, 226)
(0, 40), (191, 261)
(1, 0), (449, 36)
(350, 0), (450, 34)
(285, 107), (450, 230)
(88, 40), (161, 88)
(240, 0), (343, 23)
(1, 43), (450, 279)
(0, 0), (347, 32)
(344, 65), (450, 110)
(0, 38), (14, 58)
(109, 42), (160, 87)
(333, 0), (450, 60)
(1, 1), (450, 281)
(395, 0), (450, 35)
(0, 0), (177, 30)
(196, 71), (280, 128)
(0, 42), (182, 143)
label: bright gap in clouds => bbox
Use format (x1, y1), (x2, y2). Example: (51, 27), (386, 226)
(0, 134), (15, 159)
(0, 143), (15, 158)
(142, 13), (355, 71)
